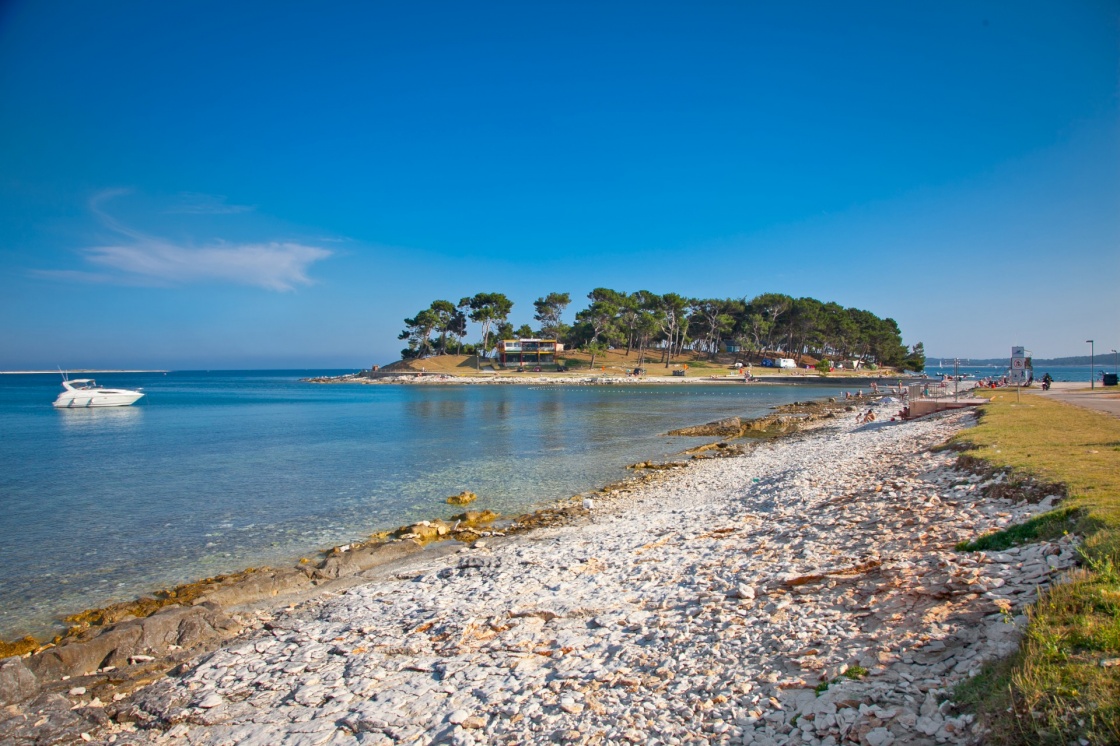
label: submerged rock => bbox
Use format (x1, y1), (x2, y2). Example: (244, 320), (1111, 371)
(446, 490), (478, 506)
(627, 460), (688, 470)
(451, 510), (499, 527)
(667, 416), (742, 437)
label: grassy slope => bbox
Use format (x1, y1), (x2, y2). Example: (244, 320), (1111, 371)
(385, 351), (891, 378)
(951, 391), (1120, 744)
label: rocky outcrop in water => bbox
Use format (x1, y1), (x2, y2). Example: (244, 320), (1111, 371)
(446, 491), (478, 506)
(667, 416), (743, 437)
(312, 540), (424, 581)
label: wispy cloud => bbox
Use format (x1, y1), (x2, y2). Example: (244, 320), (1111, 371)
(37, 190), (332, 291)
(83, 239), (331, 291)
(164, 192), (256, 215)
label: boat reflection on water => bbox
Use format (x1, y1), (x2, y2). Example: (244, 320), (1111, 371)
(56, 405), (143, 431)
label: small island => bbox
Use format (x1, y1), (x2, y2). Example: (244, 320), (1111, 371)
(323, 289), (927, 383)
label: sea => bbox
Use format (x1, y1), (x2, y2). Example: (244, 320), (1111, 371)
(0, 370), (870, 641)
(924, 363), (1108, 384)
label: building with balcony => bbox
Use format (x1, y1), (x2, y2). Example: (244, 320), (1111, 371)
(496, 339), (564, 368)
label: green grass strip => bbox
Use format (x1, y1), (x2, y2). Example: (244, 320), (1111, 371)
(950, 392), (1120, 744)
(956, 507), (1083, 553)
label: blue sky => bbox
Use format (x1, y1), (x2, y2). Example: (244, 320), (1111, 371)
(1, 1), (1116, 369)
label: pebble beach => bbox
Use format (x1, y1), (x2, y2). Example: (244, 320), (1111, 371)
(24, 405), (1068, 746)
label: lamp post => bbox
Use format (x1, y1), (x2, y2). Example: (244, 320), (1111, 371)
(1113, 349), (1118, 374)
(1086, 340), (1094, 389)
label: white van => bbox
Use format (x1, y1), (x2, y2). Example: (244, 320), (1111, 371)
(778, 358), (796, 369)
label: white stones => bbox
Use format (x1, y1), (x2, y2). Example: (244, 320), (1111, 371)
(919, 691), (939, 718)
(865, 726), (894, 746)
(916, 714), (942, 735)
(196, 693), (224, 709)
(292, 684), (326, 707)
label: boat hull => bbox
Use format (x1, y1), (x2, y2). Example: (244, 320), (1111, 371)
(53, 391), (144, 408)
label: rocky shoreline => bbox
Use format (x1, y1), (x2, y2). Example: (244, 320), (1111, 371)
(0, 404), (1077, 745)
(305, 372), (914, 387)
(0, 401), (844, 723)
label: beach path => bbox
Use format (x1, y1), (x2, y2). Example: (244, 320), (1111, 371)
(1036, 381), (1120, 418)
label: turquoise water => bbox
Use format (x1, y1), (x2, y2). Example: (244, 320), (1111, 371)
(923, 363), (1109, 383)
(0, 371), (853, 639)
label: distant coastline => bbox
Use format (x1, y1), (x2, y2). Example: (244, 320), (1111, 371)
(0, 370), (169, 375)
(929, 355), (1103, 367)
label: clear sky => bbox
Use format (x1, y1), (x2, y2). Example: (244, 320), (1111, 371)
(1, 1), (1117, 369)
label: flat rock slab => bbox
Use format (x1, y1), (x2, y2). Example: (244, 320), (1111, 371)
(668, 416), (742, 436)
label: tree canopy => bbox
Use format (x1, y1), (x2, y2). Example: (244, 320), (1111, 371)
(533, 292), (571, 339)
(397, 290), (925, 370)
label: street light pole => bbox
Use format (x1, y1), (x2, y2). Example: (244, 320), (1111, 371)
(1112, 349), (1117, 374)
(1086, 339), (1094, 389)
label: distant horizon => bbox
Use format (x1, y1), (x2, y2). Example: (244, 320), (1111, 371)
(2, 353), (1111, 375)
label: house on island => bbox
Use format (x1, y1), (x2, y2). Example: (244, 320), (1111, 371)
(496, 339), (564, 368)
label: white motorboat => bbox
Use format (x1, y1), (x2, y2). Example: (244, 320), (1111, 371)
(53, 377), (144, 408)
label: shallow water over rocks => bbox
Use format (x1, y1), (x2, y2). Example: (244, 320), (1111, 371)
(0, 371), (853, 640)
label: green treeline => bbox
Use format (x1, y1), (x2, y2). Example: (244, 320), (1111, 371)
(400, 290), (926, 370)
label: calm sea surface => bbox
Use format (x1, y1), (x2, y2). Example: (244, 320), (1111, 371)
(0, 370), (859, 640)
(923, 363), (1109, 383)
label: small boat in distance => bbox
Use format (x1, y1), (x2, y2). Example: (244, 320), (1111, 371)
(53, 374), (144, 408)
